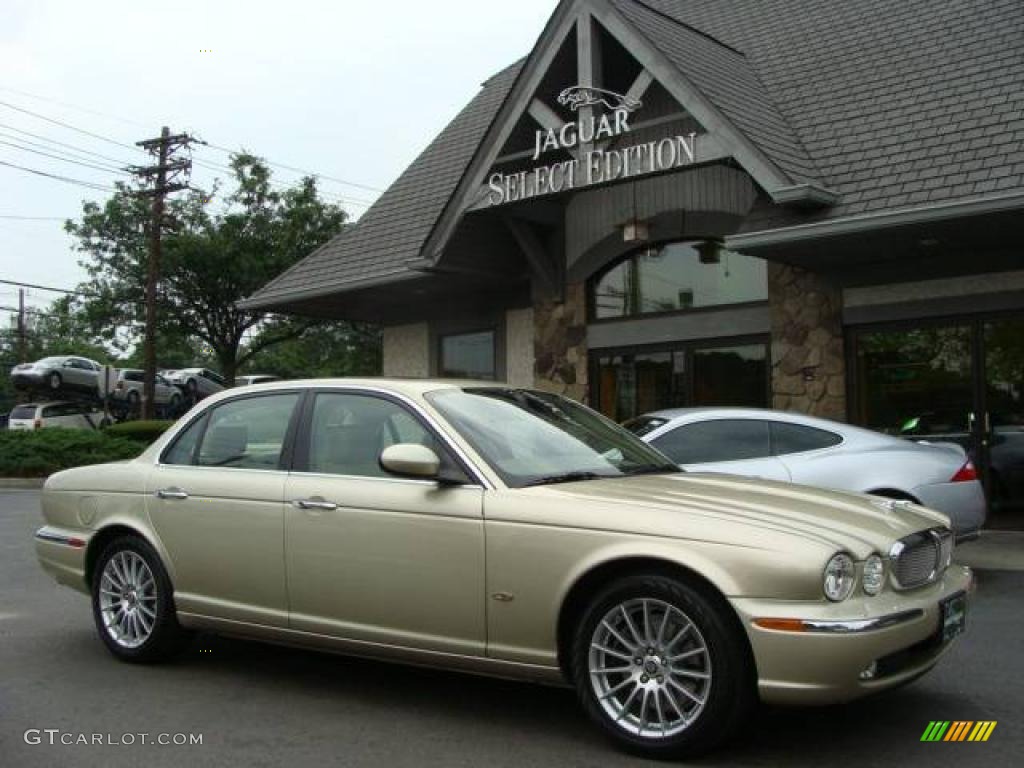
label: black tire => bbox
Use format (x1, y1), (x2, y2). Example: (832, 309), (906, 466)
(48, 371), (62, 390)
(90, 535), (190, 663)
(570, 574), (753, 759)
(169, 393), (182, 412)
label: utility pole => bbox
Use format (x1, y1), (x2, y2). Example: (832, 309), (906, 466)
(131, 127), (196, 419)
(17, 287), (26, 362)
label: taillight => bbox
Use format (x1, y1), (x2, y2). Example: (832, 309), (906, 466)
(33, 418), (42, 429)
(951, 460), (978, 483)
(116, 381), (124, 389)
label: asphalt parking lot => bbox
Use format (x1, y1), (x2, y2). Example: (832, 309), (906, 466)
(1, 489), (1020, 767)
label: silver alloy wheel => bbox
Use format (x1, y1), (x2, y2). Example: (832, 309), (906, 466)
(589, 598), (712, 739)
(98, 551), (158, 649)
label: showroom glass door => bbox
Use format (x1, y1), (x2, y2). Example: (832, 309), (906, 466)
(592, 340), (769, 423)
(853, 315), (1024, 528)
(981, 317), (1024, 525)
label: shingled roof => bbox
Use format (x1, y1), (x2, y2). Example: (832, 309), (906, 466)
(244, 0), (1024, 310)
(637, 0), (1024, 221)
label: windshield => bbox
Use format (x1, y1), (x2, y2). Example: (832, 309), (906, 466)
(623, 415), (669, 437)
(426, 388), (679, 488)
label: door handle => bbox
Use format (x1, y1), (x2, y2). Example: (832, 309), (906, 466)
(293, 498), (338, 511)
(156, 487), (189, 500)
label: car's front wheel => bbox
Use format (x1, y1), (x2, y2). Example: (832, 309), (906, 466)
(571, 574), (753, 759)
(91, 535), (190, 662)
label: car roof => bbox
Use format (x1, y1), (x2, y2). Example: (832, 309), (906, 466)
(224, 377), (516, 397)
(639, 407), (897, 441)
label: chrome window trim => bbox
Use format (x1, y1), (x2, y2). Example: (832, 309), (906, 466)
(154, 383), (496, 490)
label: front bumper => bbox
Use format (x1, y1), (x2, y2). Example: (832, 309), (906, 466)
(731, 563), (973, 705)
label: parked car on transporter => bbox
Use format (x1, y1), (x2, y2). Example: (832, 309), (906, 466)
(625, 408), (986, 540)
(163, 368), (225, 399)
(10, 355), (102, 394)
(110, 369), (183, 411)
(35, 380), (972, 758)
(8, 401), (104, 430)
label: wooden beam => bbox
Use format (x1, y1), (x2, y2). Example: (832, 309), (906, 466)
(503, 217), (561, 301)
(625, 69), (654, 105)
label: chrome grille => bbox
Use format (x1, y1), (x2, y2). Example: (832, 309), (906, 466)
(890, 528), (953, 590)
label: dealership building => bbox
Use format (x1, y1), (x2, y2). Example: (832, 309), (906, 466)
(244, 0), (1024, 523)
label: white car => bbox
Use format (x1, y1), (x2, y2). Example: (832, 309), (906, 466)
(626, 407), (987, 540)
(234, 374), (280, 387)
(164, 368), (226, 399)
(8, 401), (103, 431)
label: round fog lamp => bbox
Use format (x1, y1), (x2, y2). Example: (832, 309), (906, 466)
(823, 553), (856, 602)
(863, 554), (885, 595)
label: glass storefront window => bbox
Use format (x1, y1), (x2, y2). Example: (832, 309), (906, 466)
(592, 241), (767, 320)
(439, 331), (496, 380)
(593, 341), (768, 422)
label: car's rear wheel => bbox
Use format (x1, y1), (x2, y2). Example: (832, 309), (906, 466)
(48, 372), (61, 390)
(571, 574), (752, 759)
(91, 535), (189, 662)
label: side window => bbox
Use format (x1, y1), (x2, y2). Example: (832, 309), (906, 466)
(163, 416), (207, 466)
(771, 422), (842, 456)
(652, 419), (771, 464)
(306, 393), (460, 479)
(191, 393), (299, 469)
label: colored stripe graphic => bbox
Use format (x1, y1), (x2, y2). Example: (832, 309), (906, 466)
(969, 722), (997, 742)
(921, 721), (950, 741)
(921, 721), (996, 742)
(945, 721), (972, 741)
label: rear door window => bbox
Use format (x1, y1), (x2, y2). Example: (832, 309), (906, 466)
(770, 423), (843, 456)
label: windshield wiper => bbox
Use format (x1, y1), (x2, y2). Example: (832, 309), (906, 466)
(523, 471), (609, 487)
(622, 464), (683, 476)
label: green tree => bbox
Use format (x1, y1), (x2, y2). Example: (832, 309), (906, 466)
(66, 154), (378, 383)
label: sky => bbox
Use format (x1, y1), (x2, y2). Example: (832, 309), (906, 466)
(0, 0), (557, 319)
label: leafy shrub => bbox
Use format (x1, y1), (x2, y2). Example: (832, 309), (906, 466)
(104, 420), (175, 442)
(0, 428), (146, 478)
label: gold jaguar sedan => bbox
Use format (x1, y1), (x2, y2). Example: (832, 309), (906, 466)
(35, 379), (972, 757)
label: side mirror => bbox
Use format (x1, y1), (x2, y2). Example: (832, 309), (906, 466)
(380, 443), (441, 480)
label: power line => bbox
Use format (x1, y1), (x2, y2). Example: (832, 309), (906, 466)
(0, 138), (130, 176)
(0, 159), (116, 192)
(0, 123), (137, 167)
(0, 86), (149, 129)
(0, 97), (381, 205)
(0, 278), (86, 295)
(0, 215), (68, 221)
(200, 141), (383, 193)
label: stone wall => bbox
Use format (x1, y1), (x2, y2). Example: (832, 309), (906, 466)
(505, 307), (535, 387)
(381, 323), (429, 378)
(533, 282), (588, 402)
(768, 263), (846, 420)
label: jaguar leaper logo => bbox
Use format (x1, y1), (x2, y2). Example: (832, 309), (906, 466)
(557, 85), (642, 113)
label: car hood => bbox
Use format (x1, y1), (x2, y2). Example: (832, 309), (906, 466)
(529, 472), (950, 557)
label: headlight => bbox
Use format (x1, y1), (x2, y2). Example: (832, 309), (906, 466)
(862, 554), (885, 595)
(823, 553), (857, 601)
